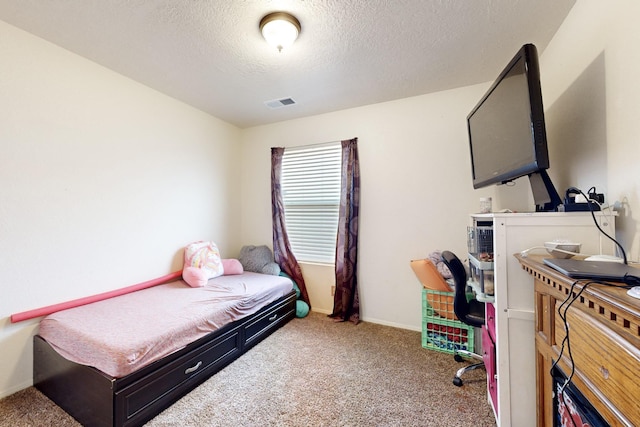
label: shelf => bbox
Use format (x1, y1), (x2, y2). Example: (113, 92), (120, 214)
(467, 253), (494, 301)
(468, 253), (494, 270)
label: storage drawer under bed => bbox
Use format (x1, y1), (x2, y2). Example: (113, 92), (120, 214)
(115, 326), (242, 426)
(243, 293), (297, 348)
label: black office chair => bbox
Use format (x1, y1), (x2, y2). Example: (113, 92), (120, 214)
(441, 250), (486, 387)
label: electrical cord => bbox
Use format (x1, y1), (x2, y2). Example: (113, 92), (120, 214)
(590, 197), (622, 259)
(552, 279), (584, 427)
(623, 274), (640, 287)
(567, 186), (628, 264)
(592, 200), (616, 240)
(550, 278), (636, 426)
(550, 280), (585, 393)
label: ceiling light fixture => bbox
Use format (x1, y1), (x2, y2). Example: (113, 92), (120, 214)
(259, 12), (301, 53)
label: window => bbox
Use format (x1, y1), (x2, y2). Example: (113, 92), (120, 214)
(281, 142), (341, 264)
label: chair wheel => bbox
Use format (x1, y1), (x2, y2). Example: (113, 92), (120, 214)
(454, 354), (464, 363)
(453, 377), (463, 387)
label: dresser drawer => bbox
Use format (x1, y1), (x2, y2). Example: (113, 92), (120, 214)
(116, 326), (241, 426)
(243, 292), (296, 348)
(485, 302), (496, 341)
(481, 325), (498, 414)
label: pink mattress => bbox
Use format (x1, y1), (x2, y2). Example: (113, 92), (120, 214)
(38, 272), (293, 377)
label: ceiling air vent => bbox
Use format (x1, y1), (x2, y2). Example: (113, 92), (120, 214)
(264, 97), (297, 109)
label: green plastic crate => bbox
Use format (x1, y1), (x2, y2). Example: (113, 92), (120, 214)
(421, 288), (475, 354)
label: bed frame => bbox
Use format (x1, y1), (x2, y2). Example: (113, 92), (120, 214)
(34, 289), (297, 427)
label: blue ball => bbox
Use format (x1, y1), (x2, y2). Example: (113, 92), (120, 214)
(292, 283), (301, 299)
(296, 300), (310, 318)
(280, 272), (301, 298)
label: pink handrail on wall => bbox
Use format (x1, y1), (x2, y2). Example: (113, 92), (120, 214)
(10, 270), (183, 323)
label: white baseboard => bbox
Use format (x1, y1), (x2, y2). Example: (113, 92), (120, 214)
(361, 316), (421, 332)
(310, 309), (421, 332)
(0, 379), (33, 399)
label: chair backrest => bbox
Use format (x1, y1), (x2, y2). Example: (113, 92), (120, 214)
(441, 250), (475, 325)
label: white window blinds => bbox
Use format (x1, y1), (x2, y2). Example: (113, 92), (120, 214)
(281, 143), (341, 264)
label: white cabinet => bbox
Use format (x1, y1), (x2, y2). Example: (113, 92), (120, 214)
(470, 212), (616, 426)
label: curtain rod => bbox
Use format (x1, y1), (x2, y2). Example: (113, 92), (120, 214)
(272, 139), (343, 150)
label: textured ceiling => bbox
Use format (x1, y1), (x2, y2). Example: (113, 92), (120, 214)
(0, 0), (576, 128)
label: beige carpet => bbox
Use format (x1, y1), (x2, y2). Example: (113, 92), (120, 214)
(0, 312), (496, 426)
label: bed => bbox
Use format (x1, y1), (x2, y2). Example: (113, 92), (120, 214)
(33, 271), (297, 427)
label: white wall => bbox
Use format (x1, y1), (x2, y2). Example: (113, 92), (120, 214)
(540, 1), (640, 261)
(240, 88), (496, 329)
(0, 21), (241, 397)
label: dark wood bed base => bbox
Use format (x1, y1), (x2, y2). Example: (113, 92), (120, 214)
(34, 290), (297, 427)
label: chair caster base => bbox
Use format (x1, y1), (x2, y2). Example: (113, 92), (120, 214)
(453, 376), (463, 387)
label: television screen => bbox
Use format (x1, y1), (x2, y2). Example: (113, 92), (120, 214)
(467, 44), (561, 211)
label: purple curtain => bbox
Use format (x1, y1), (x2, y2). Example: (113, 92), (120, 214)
(329, 138), (360, 324)
(271, 147), (311, 308)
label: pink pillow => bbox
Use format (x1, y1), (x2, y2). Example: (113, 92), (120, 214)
(182, 241), (224, 287)
(182, 266), (208, 288)
(222, 259), (243, 275)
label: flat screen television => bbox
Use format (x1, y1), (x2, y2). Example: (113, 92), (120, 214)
(467, 43), (562, 212)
